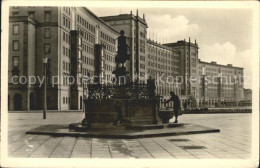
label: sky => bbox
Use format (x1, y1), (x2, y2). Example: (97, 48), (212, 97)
(89, 7), (253, 89)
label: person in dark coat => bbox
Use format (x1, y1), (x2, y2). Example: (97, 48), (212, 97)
(163, 91), (181, 123)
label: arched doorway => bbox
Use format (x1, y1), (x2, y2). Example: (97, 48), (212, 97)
(30, 92), (34, 110)
(80, 96), (82, 110)
(14, 94), (22, 110)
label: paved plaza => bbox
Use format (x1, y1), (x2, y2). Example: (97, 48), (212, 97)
(7, 112), (252, 159)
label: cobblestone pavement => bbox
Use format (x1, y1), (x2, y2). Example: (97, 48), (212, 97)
(7, 112), (252, 159)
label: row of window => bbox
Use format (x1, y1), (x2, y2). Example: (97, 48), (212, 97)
(140, 47), (145, 54)
(63, 15), (71, 29)
(100, 32), (115, 44)
(63, 47), (70, 57)
(104, 54), (114, 62)
(104, 64), (115, 72)
(140, 55), (145, 62)
(82, 68), (94, 77)
(77, 15), (95, 33)
(148, 61), (174, 68)
(63, 96), (70, 104)
(140, 64), (145, 69)
(82, 56), (94, 66)
(148, 47), (173, 58)
(62, 31), (70, 44)
(13, 25), (50, 38)
(13, 42), (50, 54)
(62, 76), (70, 86)
(148, 55), (173, 63)
(205, 67), (218, 72)
(63, 7), (71, 15)
(101, 41), (115, 53)
(63, 61), (70, 72)
(78, 27), (95, 44)
(140, 39), (145, 47)
(140, 32), (146, 39)
(82, 43), (94, 54)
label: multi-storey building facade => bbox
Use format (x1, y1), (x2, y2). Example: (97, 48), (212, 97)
(146, 39), (180, 97)
(8, 7), (118, 111)
(198, 60), (244, 106)
(164, 39), (199, 98)
(8, 7), (246, 111)
(163, 40), (244, 106)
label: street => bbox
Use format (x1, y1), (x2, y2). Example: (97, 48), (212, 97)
(7, 112), (252, 159)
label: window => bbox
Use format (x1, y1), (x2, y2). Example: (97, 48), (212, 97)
(44, 28), (51, 38)
(13, 56), (19, 67)
(140, 64), (145, 69)
(63, 47), (66, 55)
(28, 11), (35, 19)
(44, 11), (51, 22)
(13, 40), (19, 51)
(44, 44), (51, 54)
(63, 16), (66, 26)
(13, 25), (19, 35)
(12, 12), (19, 16)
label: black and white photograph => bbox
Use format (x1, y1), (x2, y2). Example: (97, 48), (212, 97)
(1, 1), (259, 168)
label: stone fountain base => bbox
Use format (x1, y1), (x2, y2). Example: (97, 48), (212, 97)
(26, 123), (220, 139)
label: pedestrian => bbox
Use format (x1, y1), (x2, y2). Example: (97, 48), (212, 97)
(163, 91), (181, 123)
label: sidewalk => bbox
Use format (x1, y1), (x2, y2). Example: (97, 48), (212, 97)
(8, 113), (252, 159)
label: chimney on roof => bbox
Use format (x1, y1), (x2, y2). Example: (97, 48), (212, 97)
(189, 37), (191, 43)
(195, 39), (197, 44)
(143, 13), (145, 20)
(136, 9), (138, 16)
(130, 10), (132, 15)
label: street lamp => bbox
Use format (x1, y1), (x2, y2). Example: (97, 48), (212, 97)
(43, 57), (49, 119)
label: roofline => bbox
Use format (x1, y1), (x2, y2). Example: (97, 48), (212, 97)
(198, 60), (244, 69)
(164, 41), (199, 49)
(80, 7), (120, 34)
(147, 39), (173, 51)
(100, 14), (148, 27)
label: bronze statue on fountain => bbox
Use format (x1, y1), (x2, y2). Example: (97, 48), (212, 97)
(113, 30), (131, 83)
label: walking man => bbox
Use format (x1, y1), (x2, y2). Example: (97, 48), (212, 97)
(163, 91), (181, 123)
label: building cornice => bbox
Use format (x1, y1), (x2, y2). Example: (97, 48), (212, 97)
(9, 16), (38, 26)
(198, 60), (243, 69)
(100, 14), (148, 27)
(164, 41), (199, 49)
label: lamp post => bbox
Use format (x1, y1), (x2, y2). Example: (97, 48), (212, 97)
(43, 57), (49, 119)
